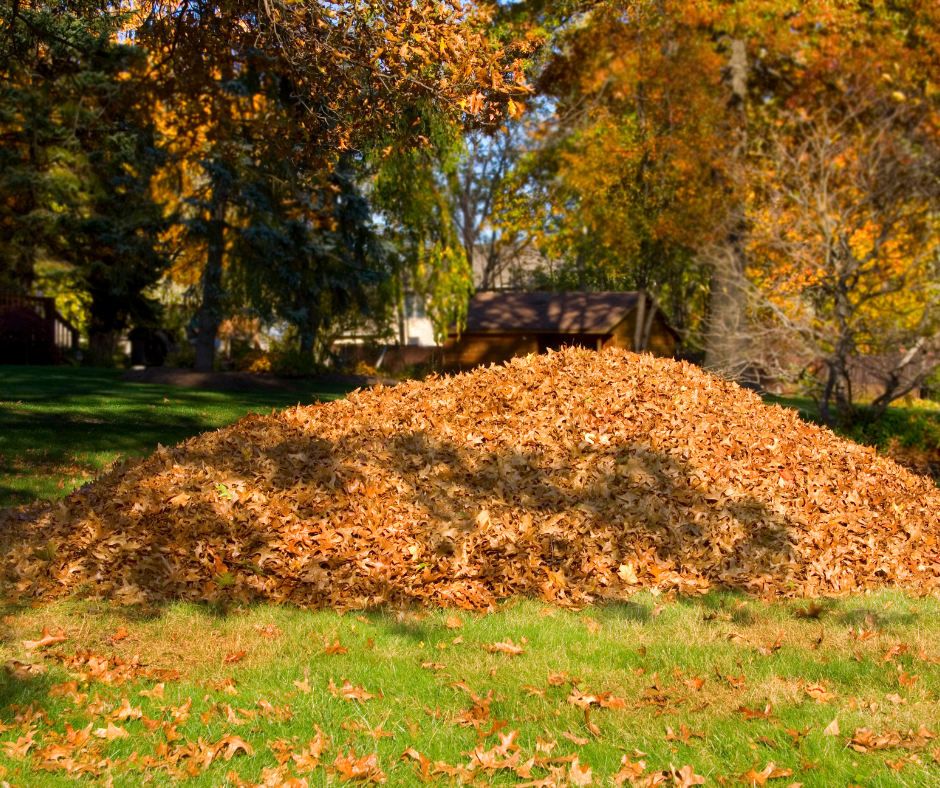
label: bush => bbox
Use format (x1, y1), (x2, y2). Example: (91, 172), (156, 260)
(271, 348), (324, 378)
(0, 306), (61, 365)
(234, 348), (324, 378)
(164, 343), (196, 369)
(236, 349), (274, 374)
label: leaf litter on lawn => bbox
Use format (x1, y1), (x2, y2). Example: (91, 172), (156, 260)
(0, 346), (938, 611)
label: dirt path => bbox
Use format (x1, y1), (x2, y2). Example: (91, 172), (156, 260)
(119, 368), (398, 392)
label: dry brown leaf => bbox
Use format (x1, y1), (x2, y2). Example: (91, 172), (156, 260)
(328, 677), (380, 702)
(672, 764), (706, 787)
(93, 721), (128, 740)
(323, 638), (348, 655)
(569, 757), (593, 786)
(333, 749), (386, 783)
(483, 639), (524, 655)
(22, 626), (67, 651)
(7, 347), (940, 615)
(804, 683), (835, 703)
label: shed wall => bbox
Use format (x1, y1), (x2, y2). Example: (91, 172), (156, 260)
(443, 333), (538, 373)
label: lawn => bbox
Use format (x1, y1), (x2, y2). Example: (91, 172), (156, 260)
(1, 591), (938, 787)
(2, 362), (940, 787)
(0, 366), (354, 510)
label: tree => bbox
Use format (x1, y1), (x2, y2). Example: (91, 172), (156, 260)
(744, 90), (940, 427)
(0, 1), (173, 358)
(501, 0), (940, 376)
(372, 118), (475, 346)
(135, 0), (528, 370)
(227, 153), (391, 360)
(449, 120), (536, 291)
(501, 1), (726, 352)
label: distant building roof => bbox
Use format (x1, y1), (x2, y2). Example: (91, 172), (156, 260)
(461, 291), (644, 334)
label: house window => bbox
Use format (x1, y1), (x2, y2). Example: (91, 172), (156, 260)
(404, 293), (425, 319)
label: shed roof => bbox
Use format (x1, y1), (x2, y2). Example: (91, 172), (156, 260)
(460, 291), (643, 334)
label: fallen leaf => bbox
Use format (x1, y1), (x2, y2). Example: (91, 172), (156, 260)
(333, 749), (386, 783)
(324, 638), (348, 655)
(672, 763), (706, 787)
(561, 731), (590, 746)
(93, 721), (128, 740)
(569, 757), (593, 785)
(22, 626), (67, 651)
(483, 639), (524, 656)
(328, 677), (380, 702)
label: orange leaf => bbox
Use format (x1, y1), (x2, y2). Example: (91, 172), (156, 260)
(22, 626), (67, 651)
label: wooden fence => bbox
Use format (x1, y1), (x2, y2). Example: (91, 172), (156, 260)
(0, 293), (80, 351)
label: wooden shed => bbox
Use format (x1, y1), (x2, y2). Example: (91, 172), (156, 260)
(443, 291), (677, 373)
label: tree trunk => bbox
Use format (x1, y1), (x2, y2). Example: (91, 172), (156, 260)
(194, 174), (229, 373)
(633, 289), (647, 352)
(88, 330), (117, 364)
(703, 38), (750, 380)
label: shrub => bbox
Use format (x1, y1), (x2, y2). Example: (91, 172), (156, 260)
(164, 343), (196, 369)
(0, 306), (60, 365)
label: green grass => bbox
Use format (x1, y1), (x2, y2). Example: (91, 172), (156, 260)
(0, 366), (354, 509)
(1, 591), (939, 786)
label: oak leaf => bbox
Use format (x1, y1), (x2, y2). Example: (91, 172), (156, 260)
(23, 626), (67, 651)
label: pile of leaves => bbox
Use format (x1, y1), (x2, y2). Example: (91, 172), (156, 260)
(1, 347), (938, 610)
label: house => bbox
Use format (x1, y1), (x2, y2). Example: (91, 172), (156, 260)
(442, 291), (677, 373)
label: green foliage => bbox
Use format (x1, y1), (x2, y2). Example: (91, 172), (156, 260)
(228, 155), (391, 356)
(0, 1), (173, 352)
(373, 113), (475, 343)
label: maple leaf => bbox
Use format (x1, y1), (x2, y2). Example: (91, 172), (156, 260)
(401, 747), (433, 781)
(255, 623), (282, 639)
(881, 644), (908, 663)
(1, 729), (37, 758)
(736, 704), (775, 720)
(561, 731), (590, 746)
(804, 683), (835, 703)
(665, 723), (705, 745)
(223, 650), (247, 664)
(209, 735), (254, 765)
(793, 602), (826, 619)
(22, 626), (67, 651)
(823, 718), (840, 737)
(139, 682), (165, 699)
(111, 697), (143, 721)
(445, 616), (463, 629)
(612, 755), (647, 786)
(743, 761), (796, 786)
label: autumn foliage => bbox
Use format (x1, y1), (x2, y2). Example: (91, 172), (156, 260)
(1, 347), (937, 609)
